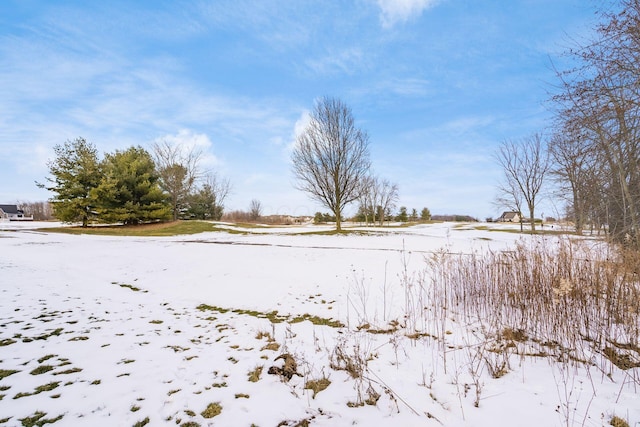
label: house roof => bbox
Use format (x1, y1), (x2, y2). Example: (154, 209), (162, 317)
(501, 211), (519, 219)
(0, 204), (22, 214)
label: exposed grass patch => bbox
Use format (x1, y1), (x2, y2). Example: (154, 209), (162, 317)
(0, 339), (16, 347)
(149, 320), (163, 324)
(30, 365), (54, 375)
(117, 283), (146, 293)
(304, 377), (331, 398)
(34, 328), (64, 341)
(133, 417), (150, 427)
(610, 416), (630, 427)
(255, 331), (273, 340)
(196, 304), (344, 327)
(39, 220), (241, 237)
(18, 411), (63, 427)
(37, 355), (56, 364)
(14, 382), (60, 399)
(261, 342), (280, 352)
(54, 367), (82, 375)
(247, 366), (263, 383)
(68, 336), (89, 341)
(290, 313), (344, 328)
(166, 345), (189, 353)
(167, 389), (181, 396)
(201, 402), (222, 419)
(235, 393), (250, 399)
(130, 405), (141, 412)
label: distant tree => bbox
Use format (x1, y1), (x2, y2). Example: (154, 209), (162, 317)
(410, 208), (418, 222)
(353, 205), (367, 223)
(396, 206), (408, 222)
(358, 175), (399, 226)
(249, 199), (263, 221)
(39, 137), (102, 227)
(94, 146), (170, 224)
(420, 207), (431, 221)
(186, 174), (230, 221)
(357, 175), (377, 224)
(152, 140), (202, 221)
(377, 179), (399, 226)
(291, 97), (370, 231)
(495, 134), (550, 232)
(313, 212), (336, 224)
(17, 201), (54, 221)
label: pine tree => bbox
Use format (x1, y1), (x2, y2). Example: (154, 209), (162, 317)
(94, 146), (170, 224)
(40, 137), (102, 227)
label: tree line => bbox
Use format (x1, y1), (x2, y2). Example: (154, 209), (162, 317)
(40, 138), (230, 227)
(493, 0), (640, 249)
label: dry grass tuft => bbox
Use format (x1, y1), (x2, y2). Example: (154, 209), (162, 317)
(200, 402), (222, 419)
(304, 377), (331, 398)
(247, 366), (263, 383)
(610, 415), (630, 427)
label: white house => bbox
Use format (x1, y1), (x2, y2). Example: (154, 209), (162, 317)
(0, 204), (33, 221)
(498, 211), (521, 223)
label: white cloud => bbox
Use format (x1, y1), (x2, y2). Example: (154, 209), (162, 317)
(153, 129), (220, 171)
(287, 110), (311, 153)
(376, 0), (440, 28)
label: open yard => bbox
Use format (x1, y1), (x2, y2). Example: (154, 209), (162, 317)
(0, 221), (638, 426)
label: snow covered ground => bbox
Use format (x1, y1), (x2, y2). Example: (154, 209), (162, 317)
(0, 222), (638, 426)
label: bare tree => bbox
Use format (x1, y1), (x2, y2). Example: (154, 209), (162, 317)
(291, 97), (370, 231)
(551, 0), (640, 246)
(152, 140), (203, 221)
(358, 175), (377, 225)
(495, 134), (550, 232)
(548, 128), (607, 235)
(357, 175), (399, 226)
(376, 178), (399, 226)
(17, 201), (53, 221)
(249, 199), (263, 221)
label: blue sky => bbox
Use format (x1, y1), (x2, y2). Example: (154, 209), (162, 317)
(0, 0), (600, 218)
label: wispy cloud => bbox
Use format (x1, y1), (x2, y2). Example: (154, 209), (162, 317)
(376, 0), (440, 28)
(303, 47), (367, 76)
(196, 0), (315, 51)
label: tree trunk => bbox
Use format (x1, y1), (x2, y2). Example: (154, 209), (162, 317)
(529, 205), (536, 232)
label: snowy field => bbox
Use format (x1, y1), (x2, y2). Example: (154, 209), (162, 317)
(1, 221), (638, 426)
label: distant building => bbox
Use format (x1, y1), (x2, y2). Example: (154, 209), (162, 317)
(498, 211), (521, 223)
(0, 204), (33, 221)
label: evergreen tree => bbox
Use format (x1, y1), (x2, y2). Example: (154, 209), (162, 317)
(420, 207), (431, 221)
(186, 182), (224, 220)
(40, 137), (102, 227)
(94, 146), (170, 224)
(396, 206), (408, 222)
